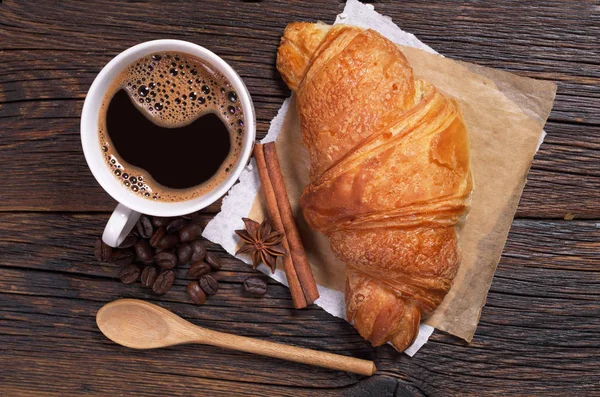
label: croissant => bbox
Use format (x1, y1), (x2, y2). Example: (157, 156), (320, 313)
(276, 22), (473, 351)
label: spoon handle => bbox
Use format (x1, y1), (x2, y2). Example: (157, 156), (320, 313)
(196, 328), (376, 376)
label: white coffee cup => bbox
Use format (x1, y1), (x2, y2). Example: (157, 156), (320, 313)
(81, 40), (255, 247)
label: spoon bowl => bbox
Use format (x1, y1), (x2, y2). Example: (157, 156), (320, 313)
(97, 299), (192, 348)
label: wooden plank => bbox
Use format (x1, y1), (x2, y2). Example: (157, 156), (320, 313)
(0, 0), (599, 214)
(1, 213), (599, 395)
(517, 122), (600, 218)
(0, 0), (597, 124)
(0, 115), (597, 215)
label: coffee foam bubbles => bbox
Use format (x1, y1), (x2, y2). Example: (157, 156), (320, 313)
(98, 52), (245, 202)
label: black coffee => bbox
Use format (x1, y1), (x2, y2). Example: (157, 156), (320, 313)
(99, 52), (245, 202)
(106, 89), (232, 189)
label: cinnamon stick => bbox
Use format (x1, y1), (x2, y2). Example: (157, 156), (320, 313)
(254, 144), (307, 309)
(263, 142), (320, 304)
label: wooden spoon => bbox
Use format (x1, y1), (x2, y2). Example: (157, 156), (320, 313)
(97, 299), (376, 376)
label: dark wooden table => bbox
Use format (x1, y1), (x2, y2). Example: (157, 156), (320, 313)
(1, 1), (599, 395)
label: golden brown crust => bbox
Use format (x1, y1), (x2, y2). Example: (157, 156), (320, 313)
(276, 23), (473, 352)
(276, 22), (331, 91)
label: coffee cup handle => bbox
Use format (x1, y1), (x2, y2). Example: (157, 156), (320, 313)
(102, 203), (141, 247)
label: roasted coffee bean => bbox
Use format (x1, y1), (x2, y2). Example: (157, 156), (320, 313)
(152, 217), (171, 228)
(190, 239), (206, 254)
(149, 227), (166, 247)
(111, 249), (135, 266)
(243, 277), (268, 296)
(118, 234), (138, 249)
(188, 261), (211, 278)
(94, 238), (113, 262)
(119, 264), (140, 284)
(140, 266), (159, 288)
(191, 251), (204, 262)
(177, 243), (193, 265)
(179, 223), (202, 242)
(166, 218), (187, 234)
(155, 251), (177, 269)
(189, 240), (206, 261)
(153, 270), (175, 295)
(158, 234), (179, 249)
(136, 215), (153, 239)
(205, 251), (222, 270)
(186, 281), (206, 305)
(199, 274), (218, 295)
(135, 240), (153, 262)
(181, 213), (193, 220)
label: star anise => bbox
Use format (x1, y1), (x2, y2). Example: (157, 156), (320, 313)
(235, 218), (287, 273)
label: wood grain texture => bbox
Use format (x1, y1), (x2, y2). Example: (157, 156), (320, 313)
(1, 213), (599, 395)
(0, 0), (598, 215)
(1, 0), (599, 395)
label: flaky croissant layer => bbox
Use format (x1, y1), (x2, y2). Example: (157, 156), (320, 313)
(277, 22), (473, 351)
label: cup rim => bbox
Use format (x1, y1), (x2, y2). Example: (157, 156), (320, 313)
(81, 39), (256, 216)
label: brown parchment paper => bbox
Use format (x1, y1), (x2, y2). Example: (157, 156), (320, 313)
(247, 45), (556, 342)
